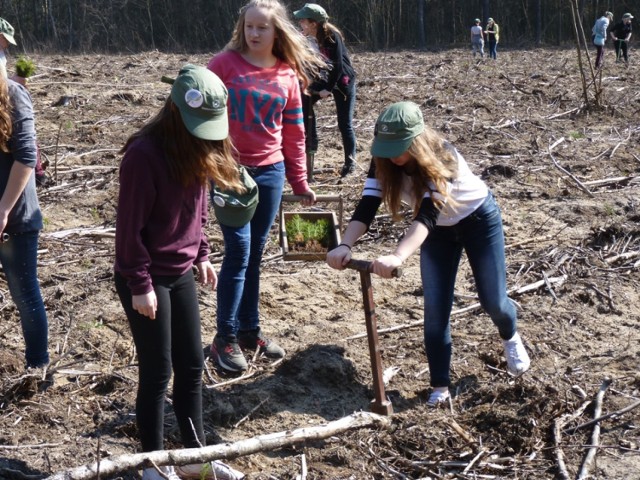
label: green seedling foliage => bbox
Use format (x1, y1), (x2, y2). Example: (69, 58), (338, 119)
(15, 56), (36, 78)
(285, 214), (331, 248)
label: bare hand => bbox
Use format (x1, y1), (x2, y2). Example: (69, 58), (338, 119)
(299, 189), (316, 206)
(326, 244), (352, 269)
(196, 261), (217, 290)
(319, 89), (332, 99)
(132, 291), (158, 319)
(372, 254), (403, 279)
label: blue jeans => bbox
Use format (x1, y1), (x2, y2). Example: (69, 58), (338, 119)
(216, 162), (285, 338)
(0, 231), (49, 367)
(488, 41), (498, 59)
(333, 80), (357, 164)
(420, 193), (516, 387)
(115, 271), (205, 452)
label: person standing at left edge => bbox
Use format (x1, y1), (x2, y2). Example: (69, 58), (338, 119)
(0, 59), (49, 371)
(114, 65), (244, 480)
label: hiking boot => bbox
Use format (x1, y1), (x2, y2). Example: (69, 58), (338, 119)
(502, 332), (531, 377)
(175, 461), (245, 480)
(426, 387), (450, 407)
(142, 466), (180, 480)
(211, 335), (248, 372)
(238, 328), (285, 359)
(340, 161), (356, 177)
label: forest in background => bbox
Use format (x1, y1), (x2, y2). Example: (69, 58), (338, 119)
(0, 0), (637, 53)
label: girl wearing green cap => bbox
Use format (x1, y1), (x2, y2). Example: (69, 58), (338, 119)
(327, 101), (530, 407)
(115, 65), (244, 480)
(294, 3), (358, 177)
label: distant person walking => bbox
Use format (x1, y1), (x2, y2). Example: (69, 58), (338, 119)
(294, 3), (358, 178)
(610, 13), (633, 65)
(470, 18), (484, 57)
(484, 18), (500, 60)
(592, 11), (613, 69)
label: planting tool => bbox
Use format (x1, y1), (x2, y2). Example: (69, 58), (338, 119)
(345, 259), (402, 416)
(279, 194), (343, 261)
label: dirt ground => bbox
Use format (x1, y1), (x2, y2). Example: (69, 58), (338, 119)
(0, 47), (639, 480)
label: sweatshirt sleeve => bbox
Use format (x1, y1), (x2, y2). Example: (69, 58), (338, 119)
(8, 83), (37, 169)
(115, 143), (156, 295)
(281, 76), (309, 194)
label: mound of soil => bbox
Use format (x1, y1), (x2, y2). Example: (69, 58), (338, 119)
(0, 48), (638, 479)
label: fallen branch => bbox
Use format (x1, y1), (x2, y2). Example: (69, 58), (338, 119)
(45, 412), (391, 480)
(564, 398), (640, 434)
(576, 378), (612, 480)
(548, 138), (594, 198)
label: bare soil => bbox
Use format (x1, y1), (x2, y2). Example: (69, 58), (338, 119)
(0, 48), (639, 479)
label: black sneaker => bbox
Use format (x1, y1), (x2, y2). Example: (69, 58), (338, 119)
(340, 161), (356, 178)
(211, 335), (248, 372)
(237, 329), (285, 359)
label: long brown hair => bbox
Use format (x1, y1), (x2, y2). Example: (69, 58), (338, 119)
(374, 127), (459, 221)
(0, 76), (13, 153)
(120, 98), (244, 192)
(227, 0), (326, 90)
(316, 21), (345, 47)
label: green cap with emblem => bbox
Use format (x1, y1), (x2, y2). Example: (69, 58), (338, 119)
(293, 3), (329, 23)
(370, 102), (425, 158)
(162, 64), (228, 141)
(0, 18), (17, 46)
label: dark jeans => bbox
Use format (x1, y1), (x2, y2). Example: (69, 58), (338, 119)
(115, 270), (205, 452)
(614, 40), (629, 63)
(488, 40), (498, 59)
(420, 193), (517, 387)
(301, 81), (357, 165)
(333, 80), (357, 165)
(216, 162), (285, 338)
(0, 231), (49, 368)
(302, 93), (319, 154)
(594, 44), (605, 68)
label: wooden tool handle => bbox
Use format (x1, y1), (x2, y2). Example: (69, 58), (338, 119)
(281, 194), (342, 203)
(345, 259), (402, 278)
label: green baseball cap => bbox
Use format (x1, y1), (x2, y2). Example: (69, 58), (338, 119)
(293, 3), (329, 23)
(0, 18), (17, 46)
(622, 13), (634, 19)
(212, 166), (259, 227)
(370, 102), (425, 158)
(162, 64), (228, 141)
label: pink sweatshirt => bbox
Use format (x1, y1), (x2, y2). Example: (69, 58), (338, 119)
(208, 50), (309, 194)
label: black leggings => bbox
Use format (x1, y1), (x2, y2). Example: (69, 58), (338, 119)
(614, 40), (629, 62)
(115, 270), (205, 452)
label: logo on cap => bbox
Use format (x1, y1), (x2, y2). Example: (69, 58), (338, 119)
(185, 89), (204, 108)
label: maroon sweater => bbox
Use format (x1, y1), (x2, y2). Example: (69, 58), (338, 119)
(114, 137), (210, 295)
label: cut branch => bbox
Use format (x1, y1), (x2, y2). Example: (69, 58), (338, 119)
(45, 412), (391, 480)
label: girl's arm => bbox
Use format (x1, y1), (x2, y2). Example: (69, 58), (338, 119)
(372, 221), (429, 278)
(0, 162), (33, 232)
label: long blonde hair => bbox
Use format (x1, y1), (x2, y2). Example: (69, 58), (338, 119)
(227, 0), (326, 90)
(121, 98), (244, 192)
(0, 76), (12, 153)
(374, 127), (459, 221)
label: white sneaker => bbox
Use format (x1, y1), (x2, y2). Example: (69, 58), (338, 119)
(503, 332), (531, 376)
(142, 466), (181, 480)
(175, 461), (245, 480)
(426, 387), (450, 407)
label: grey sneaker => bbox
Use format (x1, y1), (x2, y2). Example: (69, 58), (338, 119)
(142, 466), (180, 480)
(503, 332), (531, 376)
(426, 387), (450, 408)
(238, 328), (285, 359)
(175, 461), (245, 480)
(211, 335), (248, 372)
